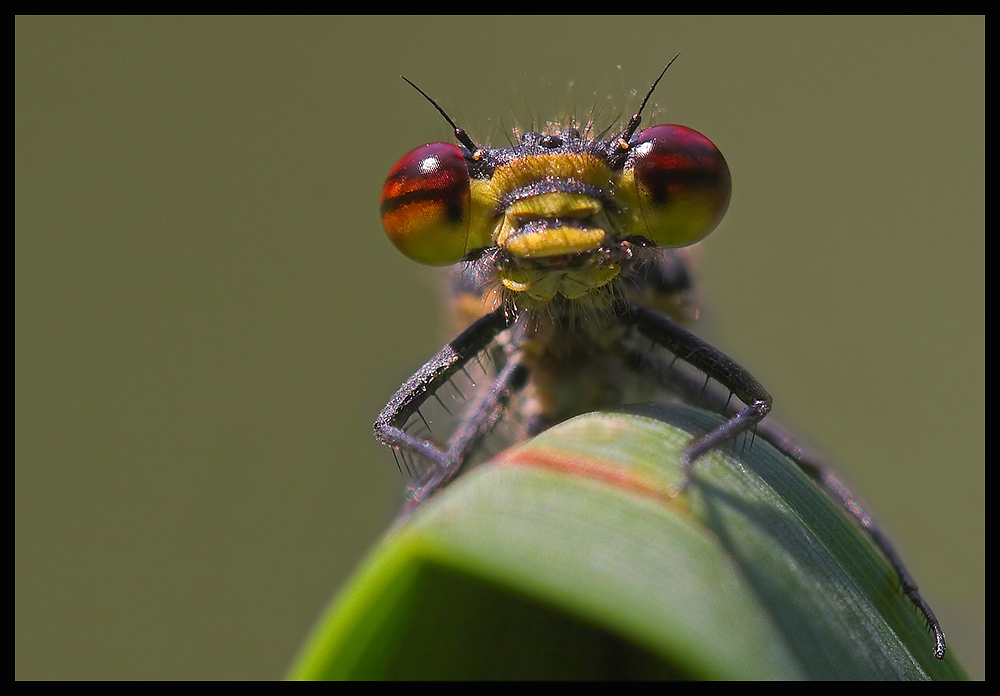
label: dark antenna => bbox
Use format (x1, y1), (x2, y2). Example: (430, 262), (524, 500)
(401, 76), (480, 155)
(619, 53), (681, 145)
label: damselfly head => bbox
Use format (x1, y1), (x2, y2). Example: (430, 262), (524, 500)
(379, 64), (731, 309)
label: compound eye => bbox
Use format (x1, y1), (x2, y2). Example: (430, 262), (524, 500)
(380, 142), (471, 265)
(625, 124), (731, 247)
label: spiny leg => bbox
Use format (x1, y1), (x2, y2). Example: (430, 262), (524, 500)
(755, 420), (946, 659)
(375, 307), (529, 514)
(621, 302), (771, 485)
(616, 314), (946, 659)
(616, 331), (747, 428)
(374, 307), (513, 468)
(403, 350), (528, 513)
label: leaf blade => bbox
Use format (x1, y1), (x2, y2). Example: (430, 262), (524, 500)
(289, 405), (967, 680)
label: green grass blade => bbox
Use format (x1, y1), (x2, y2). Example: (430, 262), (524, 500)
(289, 404), (967, 680)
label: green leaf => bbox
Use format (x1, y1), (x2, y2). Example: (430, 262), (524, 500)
(289, 404), (967, 680)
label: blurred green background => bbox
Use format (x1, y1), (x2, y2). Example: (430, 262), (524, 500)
(16, 16), (983, 679)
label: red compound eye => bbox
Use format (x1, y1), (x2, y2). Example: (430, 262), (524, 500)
(379, 142), (471, 266)
(624, 124), (731, 248)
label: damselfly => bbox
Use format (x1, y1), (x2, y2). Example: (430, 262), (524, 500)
(373, 62), (946, 660)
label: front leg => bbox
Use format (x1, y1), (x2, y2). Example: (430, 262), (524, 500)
(403, 351), (528, 512)
(374, 307), (526, 510)
(617, 303), (946, 659)
(621, 302), (772, 483)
